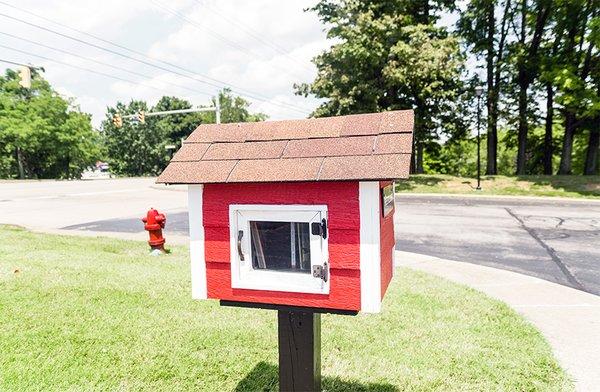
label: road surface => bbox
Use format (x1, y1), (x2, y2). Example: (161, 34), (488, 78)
(1, 179), (598, 295)
(395, 194), (600, 296)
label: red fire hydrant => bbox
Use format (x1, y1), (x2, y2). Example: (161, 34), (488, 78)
(142, 208), (166, 254)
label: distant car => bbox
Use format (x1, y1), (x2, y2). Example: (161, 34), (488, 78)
(81, 162), (114, 180)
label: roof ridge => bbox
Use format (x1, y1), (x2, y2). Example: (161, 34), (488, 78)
(193, 109), (413, 127)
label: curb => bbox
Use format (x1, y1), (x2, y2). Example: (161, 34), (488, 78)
(395, 250), (600, 392)
(395, 192), (600, 204)
(150, 184), (188, 192)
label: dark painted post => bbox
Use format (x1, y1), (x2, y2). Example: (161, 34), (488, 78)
(278, 310), (321, 391)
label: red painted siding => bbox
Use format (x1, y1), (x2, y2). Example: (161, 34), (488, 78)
(202, 181), (361, 311)
(379, 181), (395, 299)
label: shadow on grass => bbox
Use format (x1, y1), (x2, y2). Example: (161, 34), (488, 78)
(395, 175), (445, 191)
(234, 362), (398, 392)
(516, 175), (600, 197)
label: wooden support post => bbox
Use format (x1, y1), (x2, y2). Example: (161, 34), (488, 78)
(278, 310), (321, 392)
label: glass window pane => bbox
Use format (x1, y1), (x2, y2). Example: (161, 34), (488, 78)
(250, 221), (311, 273)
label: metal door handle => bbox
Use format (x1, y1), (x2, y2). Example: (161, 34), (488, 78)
(237, 230), (245, 261)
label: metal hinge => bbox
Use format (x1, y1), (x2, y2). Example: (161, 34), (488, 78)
(311, 218), (327, 239)
(312, 262), (329, 282)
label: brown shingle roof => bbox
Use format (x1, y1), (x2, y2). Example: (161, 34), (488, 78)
(157, 110), (413, 184)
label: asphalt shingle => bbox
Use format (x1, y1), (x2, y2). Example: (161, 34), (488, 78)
(157, 110), (414, 184)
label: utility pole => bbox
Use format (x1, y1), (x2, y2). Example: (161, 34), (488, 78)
(215, 94), (221, 124)
(116, 104), (221, 126)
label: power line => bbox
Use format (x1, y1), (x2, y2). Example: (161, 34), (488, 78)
(0, 43), (206, 97)
(150, 0), (256, 61)
(0, 57), (29, 67)
(149, 0), (309, 80)
(0, 30), (213, 97)
(0, 2), (313, 115)
(192, 0), (313, 74)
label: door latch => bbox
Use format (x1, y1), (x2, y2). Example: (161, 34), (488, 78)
(237, 230), (245, 261)
(312, 262), (329, 282)
(311, 218), (328, 239)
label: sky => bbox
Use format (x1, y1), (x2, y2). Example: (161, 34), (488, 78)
(0, 0), (330, 127)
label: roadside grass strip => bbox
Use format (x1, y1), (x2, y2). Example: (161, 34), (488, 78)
(0, 226), (571, 391)
(396, 174), (600, 199)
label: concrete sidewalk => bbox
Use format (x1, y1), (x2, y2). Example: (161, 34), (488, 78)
(396, 251), (600, 392)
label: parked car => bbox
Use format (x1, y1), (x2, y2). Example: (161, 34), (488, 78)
(81, 161), (114, 180)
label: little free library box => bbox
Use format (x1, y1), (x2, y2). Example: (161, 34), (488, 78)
(158, 111), (414, 390)
(157, 110), (414, 315)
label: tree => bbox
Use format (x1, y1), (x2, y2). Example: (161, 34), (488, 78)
(551, 0), (599, 174)
(0, 69), (100, 179)
(101, 89), (267, 176)
(512, 0), (553, 175)
(152, 96), (204, 146)
(297, 0), (464, 173)
(458, 0), (514, 175)
(539, 29), (564, 174)
(383, 25), (466, 173)
(212, 88), (268, 124)
(101, 100), (167, 176)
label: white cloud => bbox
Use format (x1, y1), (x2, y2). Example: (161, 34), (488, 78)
(12, 0), (156, 33)
(0, 0), (330, 127)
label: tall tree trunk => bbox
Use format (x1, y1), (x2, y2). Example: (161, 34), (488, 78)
(485, 0), (497, 175)
(486, 0), (512, 175)
(543, 83), (554, 175)
(515, 0), (552, 175)
(558, 112), (577, 174)
(416, 142), (424, 174)
(515, 0), (528, 175)
(515, 81), (529, 175)
(16, 146), (25, 179)
(584, 126), (599, 175)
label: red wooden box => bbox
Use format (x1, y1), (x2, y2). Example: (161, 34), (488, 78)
(158, 111), (413, 313)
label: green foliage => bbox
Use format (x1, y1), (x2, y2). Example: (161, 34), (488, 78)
(424, 138), (478, 176)
(0, 69), (100, 179)
(101, 100), (167, 177)
(101, 89), (267, 177)
(297, 0), (467, 171)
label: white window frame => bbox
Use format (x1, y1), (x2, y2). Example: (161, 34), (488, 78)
(229, 204), (329, 294)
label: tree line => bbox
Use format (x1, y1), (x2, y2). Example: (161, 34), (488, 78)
(297, 0), (599, 176)
(101, 90), (266, 177)
(0, 69), (265, 179)
(0, 69), (100, 179)
(2, 0), (596, 179)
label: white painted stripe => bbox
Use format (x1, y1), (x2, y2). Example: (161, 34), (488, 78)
(6, 188), (145, 201)
(359, 181), (382, 313)
(188, 185), (207, 299)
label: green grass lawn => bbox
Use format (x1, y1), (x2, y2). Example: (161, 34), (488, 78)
(396, 174), (600, 199)
(0, 226), (571, 391)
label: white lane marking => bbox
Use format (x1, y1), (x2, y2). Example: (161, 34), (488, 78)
(3, 188), (146, 202)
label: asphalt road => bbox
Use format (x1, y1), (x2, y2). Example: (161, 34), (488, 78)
(1, 179), (598, 295)
(395, 195), (600, 296)
(0, 178), (187, 241)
